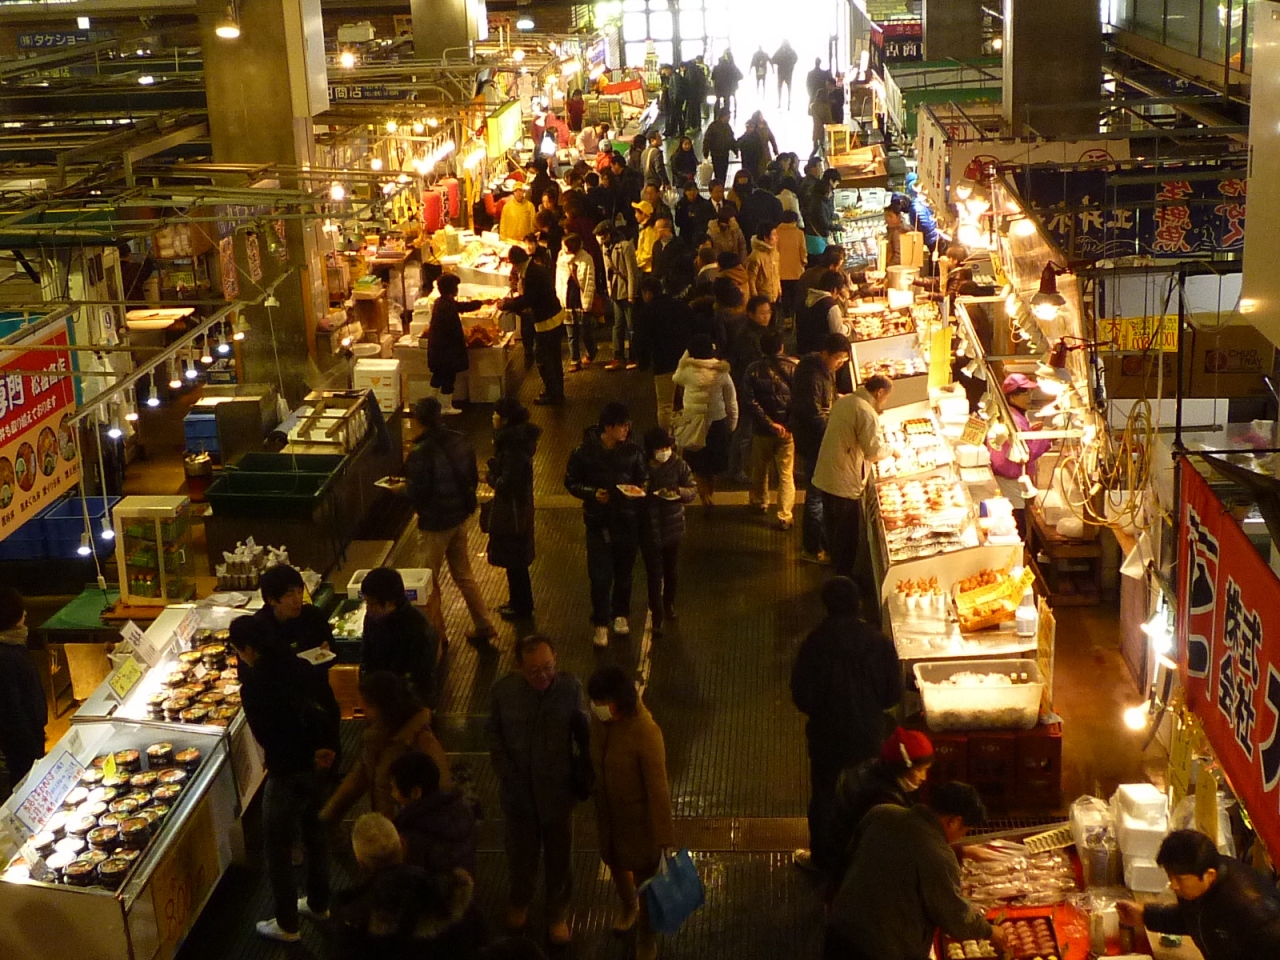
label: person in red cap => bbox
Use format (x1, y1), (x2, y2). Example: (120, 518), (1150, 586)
(989, 373), (1051, 532)
(790, 577), (901, 873)
(822, 727), (935, 885)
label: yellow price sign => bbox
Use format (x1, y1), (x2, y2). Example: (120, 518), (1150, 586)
(960, 416), (989, 447)
(107, 656), (145, 703)
(101, 751), (117, 783)
(151, 794), (220, 953)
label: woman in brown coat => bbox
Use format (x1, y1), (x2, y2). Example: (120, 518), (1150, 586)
(320, 671), (451, 823)
(587, 666), (675, 960)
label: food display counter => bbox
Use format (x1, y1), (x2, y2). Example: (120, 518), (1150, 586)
(439, 230), (515, 288)
(0, 721), (237, 960)
(72, 605), (266, 810)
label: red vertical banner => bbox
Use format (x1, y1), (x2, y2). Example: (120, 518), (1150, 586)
(1176, 457), (1280, 856)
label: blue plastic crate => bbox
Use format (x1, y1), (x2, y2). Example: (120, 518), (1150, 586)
(0, 532), (45, 561)
(42, 496), (121, 543)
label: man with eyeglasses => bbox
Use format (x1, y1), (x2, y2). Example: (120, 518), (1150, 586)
(485, 634), (590, 946)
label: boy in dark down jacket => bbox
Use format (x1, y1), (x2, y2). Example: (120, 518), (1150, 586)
(389, 750), (477, 878)
(639, 428), (697, 637)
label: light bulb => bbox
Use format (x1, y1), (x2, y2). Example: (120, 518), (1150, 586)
(1123, 704), (1150, 731)
(339, 50), (356, 69)
(427, 118), (439, 128)
(200, 338), (213, 364)
(107, 422), (123, 440)
(77, 532), (92, 557)
(233, 316), (249, 340)
(215, 4), (240, 39)
(370, 157), (383, 171)
(954, 182), (973, 202)
(138, 75), (155, 85)
(1010, 217), (1037, 239)
(100, 517), (116, 541)
(1032, 301), (1061, 322)
(512, 48), (526, 62)
(516, 16), (534, 29)
(329, 181), (346, 201)
(413, 120), (425, 134)
(386, 119), (398, 133)
(168, 360), (182, 390)
(184, 356), (199, 379)
(216, 332), (231, 355)
(146, 394), (161, 407)
(124, 406), (139, 422)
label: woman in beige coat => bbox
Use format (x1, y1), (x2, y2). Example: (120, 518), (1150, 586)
(588, 666), (675, 960)
(320, 671), (451, 823)
(745, 223), (782, 303)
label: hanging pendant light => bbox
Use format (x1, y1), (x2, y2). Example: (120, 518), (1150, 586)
(215, 2), (241, 39)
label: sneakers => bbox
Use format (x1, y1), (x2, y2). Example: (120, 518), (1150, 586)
(604, 359), (625, 371)
(800, 550), (830, 565)
(612, 616), (631, 636)
(567, 361), (582, 373)
(439, 398), (463, 416)
(593, 625), (610, 648)
(256, 919), (301, 943)
(624, 361), (639, 370)
(297, 896), (329, 920)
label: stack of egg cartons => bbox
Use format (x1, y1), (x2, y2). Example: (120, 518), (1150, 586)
(1114, 783), (1169, 892)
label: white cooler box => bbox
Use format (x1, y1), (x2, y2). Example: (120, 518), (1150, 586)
(353, 358), (402, 413)
(347, 568), (433, 604)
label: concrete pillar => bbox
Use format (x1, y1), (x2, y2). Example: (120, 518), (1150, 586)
(412, 0), (487, 61)
(924, 0), (984, 62)
(1002, 0), (1101, 138)
(197, 0), (328, 403)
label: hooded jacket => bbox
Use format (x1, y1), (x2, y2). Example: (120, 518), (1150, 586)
(396, 788), (478, 876)
(796, 287), (845, 356)
(673, 353), (739, 431)
(707, 218), (748, 260)
(564, 426), (649, 529)
(590, 704), (677, 872)
(640, 454), (697, 547)
(828, 804), (992, 959)
(405, 426), (479, 531)
(486, 420), (541, 570)
(602, 238), (641, 301)
(1143, 858), (1280, 960)
(745, 236), (782, 302)
(485, 670), (589, 824)
(322, 707), (452, 821)
(499, 197), (536, 242)
(790, 352), (839, 460)
(776, 222), (808, 280)
(0, 627), (45, 781)
(742, 354), (797, 436)
(812, 388), (885, 500)
(332, 866), (488, 960)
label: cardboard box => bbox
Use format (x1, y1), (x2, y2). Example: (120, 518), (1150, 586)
(1187, 319), (1274, 398)
(353, 358), (401, 413)
(1102, 351), (1188, 400)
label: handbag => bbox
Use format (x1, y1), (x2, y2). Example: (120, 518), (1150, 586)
(640, 849), (705, 936)
(671, 408), (710, 453)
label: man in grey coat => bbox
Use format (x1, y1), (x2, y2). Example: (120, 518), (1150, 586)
(826, 782), (1007, 960)
(485, 634), (589, 946)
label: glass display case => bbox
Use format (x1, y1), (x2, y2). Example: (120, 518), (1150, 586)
(113, 497), (196, 607)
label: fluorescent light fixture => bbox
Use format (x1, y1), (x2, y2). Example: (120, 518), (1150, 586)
(77, 16), (91, 30)
(138, 75), (155, 86)
(516, 16), (535, 30)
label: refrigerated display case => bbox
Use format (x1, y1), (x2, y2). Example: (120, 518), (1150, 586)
(73, 605), (266, 809)
(113, 497), (196, 606)
(0, 721), (237, 960)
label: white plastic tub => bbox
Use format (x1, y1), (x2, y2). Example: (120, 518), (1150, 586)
(347, 567), (433, 605)
(913, 658), (1044, 731)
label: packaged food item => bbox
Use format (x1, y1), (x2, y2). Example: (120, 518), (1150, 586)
(98, 857), (131, 889)
(146, 743), (174, 767)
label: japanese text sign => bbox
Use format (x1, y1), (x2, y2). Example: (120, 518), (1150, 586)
(14, 751), (85, 836)
(0, 323), (81, 545)
(1177, 458), (1280, 857)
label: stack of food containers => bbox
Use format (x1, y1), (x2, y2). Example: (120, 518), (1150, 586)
(1113, 783), (1169, 892)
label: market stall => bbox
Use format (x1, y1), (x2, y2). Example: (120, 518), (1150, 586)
(0, 720), (237, 960)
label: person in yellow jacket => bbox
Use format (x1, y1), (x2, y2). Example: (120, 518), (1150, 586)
(633, 200), (658, 273)
(745, 222), (782, 304)
(499, 182), (537, 242)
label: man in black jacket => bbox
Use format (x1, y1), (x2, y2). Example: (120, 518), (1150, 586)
(402, 398), (496, 645)
(790, 577), (901, 875)
(359, 567), (441, 707)
(674, 180), (715, 239)
(738, 174), (785, 246)
(650, 215), (695, 297)
(703, 108), (737, 184)
(230, 614), (341, 943)
(0, 588), (45, 789)
(564, 401), (649, 647)
(504, 245), (565, 404)
(246, 564), (334, 655)
(1118, 830), (1280, 960)
(639, 277), (693, 430)
(790, 332), (851, 561)
(743, 331), (797, 529)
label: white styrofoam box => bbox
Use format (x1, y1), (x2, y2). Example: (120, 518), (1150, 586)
(354, 359), (402, 413)
(1117, 783), (1168, 821)
(1117, 811), (1167, 859)
(337, 20), (376, 42)
(392, 342), (430, 376)
(409, 318), (429, 338)
(469, 342), (510, 378)
(347, 568), (433, 604)
(469, 375), (503, 404)
(1123, 855), (1168, 893)
(956, 443), (990, 468)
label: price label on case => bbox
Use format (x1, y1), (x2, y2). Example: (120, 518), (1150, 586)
(960, 416), (988, 447)
(107, 656), (145, 702)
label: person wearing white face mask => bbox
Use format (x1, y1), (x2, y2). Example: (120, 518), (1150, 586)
(0, 586), (45, 787)
(638, 428), (696, 636)
(586, 666), (675, 960)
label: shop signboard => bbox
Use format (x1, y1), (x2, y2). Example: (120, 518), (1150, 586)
(1176, 458), (1280, 858)
(0, 324), (81, 545)
(880, 21), (923, 64)
(485, 101), (524, 159)
(17, 30), (113, 49)
(1014, 165), (1247, 261)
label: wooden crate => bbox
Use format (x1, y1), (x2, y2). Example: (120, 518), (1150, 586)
(328, 664), (365, 720)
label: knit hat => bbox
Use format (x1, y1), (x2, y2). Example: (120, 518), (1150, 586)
(880, 727), (934, 768)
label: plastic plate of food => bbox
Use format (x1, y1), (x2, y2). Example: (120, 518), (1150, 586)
(297, 647), (337, 665)
(616, 484), (646, 499)
(656, 489), (682, 501)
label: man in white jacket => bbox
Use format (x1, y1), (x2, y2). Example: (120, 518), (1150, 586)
(812, 375), (892, 586)
(595, 222), (641, 370)
(555, 233), (597, 371)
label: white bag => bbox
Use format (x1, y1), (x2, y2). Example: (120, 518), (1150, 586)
(696, 159), (714, 189)
(672, 408), (710, 452)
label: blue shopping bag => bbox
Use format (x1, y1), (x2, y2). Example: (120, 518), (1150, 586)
(805, 234), (828, 256)
(640, 848), (705, 936)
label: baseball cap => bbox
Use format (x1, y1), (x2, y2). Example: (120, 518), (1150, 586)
(1001, 373), (1036, 395)
(632, 200), (654, 217)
